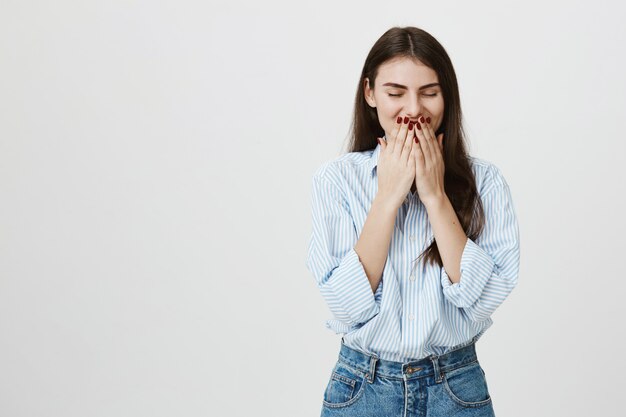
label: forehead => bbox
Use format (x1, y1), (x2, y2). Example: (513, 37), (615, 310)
(377, 57), (438, 85)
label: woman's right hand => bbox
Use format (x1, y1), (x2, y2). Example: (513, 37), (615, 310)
(376, 116), (418, 209)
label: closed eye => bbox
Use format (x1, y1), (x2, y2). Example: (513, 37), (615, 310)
(388, 93), (438, 97)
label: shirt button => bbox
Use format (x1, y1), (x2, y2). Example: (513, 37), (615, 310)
(409, 235), (416, 241)
(409, 275), (416, 281)
(409, 314), (415, 321)
(404, 197), (409, 204)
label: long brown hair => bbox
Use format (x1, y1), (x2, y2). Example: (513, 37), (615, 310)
(347, 26), (486, 269)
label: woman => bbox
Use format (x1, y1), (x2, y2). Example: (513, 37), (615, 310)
(306, 26), (520, 416)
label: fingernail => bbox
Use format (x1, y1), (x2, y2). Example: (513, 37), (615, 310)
(426, 117), (431, 124)
(408, 122), (414, 130)
(414, 136), (418, 143)
(416, 123), (422, 130)
(403, 116), (409, 124)
(419, 116), (425, 123)
(396, 116), (402, 124)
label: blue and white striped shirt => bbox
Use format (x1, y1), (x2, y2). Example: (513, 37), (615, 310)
(306, 140), (520, 362)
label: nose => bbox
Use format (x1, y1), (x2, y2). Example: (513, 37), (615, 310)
(405, 93), (425, 120)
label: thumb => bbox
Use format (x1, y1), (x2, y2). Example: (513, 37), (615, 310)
(377, 137), (386, 149)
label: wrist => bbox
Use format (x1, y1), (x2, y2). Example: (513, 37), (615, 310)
(422, 191), (447, 211)
(373, 192), (401, 214)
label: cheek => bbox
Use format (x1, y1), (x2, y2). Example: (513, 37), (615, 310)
(378, 99), (399, 115)
(432, 101), (444, 125)
(376, 104), (399, 124)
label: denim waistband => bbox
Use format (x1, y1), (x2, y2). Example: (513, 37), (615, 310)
(337, 335), (481, 383)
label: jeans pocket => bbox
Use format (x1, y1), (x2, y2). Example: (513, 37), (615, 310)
(322, 360), (367, 409)
(441, 361), (492, 408)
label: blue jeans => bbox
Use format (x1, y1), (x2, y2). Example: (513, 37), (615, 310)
(320, 335), (496, 416)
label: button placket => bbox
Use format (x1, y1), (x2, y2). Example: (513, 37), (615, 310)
(407, 214), (418, 284)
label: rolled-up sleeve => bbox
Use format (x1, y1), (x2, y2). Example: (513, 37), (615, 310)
(440, 165), (520, 322)
(306, 170), (381, 328)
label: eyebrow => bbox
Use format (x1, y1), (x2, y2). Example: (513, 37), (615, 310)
(382, 82), (440, 90)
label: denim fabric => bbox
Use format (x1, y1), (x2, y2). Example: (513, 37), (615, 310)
(320, 335), (495, 416)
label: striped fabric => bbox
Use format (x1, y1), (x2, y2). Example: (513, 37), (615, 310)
(306, 138), (520, 362)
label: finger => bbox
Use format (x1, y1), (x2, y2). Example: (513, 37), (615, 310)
(393, 116), (409, 157)
(419, 117), (437, 165)
(425, 122), (444, 161)
(412, 133), (424, 167)
(415, 119), (432, 166)
(401, 121), (415, 163)
(408, 135), (416, 160)
(389, 116), (403, 153)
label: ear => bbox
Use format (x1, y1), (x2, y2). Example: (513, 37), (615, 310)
(437, 133), (444, 151)
(364, 78), (376, 108)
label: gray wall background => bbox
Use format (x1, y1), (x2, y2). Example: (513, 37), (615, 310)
(1, 1), (624, 416)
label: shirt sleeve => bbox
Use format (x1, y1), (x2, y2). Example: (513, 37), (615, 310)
(440, 164), (520, 322)
(306, 169), (381, 329)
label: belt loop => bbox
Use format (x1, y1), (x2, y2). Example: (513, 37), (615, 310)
(366, 353), (378, 384)
(430, 354), (443, 384)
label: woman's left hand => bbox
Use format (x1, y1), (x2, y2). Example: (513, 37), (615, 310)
(412, 116), (446, 206)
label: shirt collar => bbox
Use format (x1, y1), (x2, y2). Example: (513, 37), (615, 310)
(369, 135), (385, 177)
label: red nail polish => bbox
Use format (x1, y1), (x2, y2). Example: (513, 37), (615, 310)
(419, 116), (425, 123)
(414, 136), (418, 143)
(408, 122), (414, 130)
(416, 123), (422, 130)
(426, 117), (431, 124)
(396, 116), (402, 124)
(403, 116), (409, 124)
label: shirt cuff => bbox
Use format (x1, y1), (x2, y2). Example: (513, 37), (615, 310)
(440, 237), (495, 308)
(321, 247), (380, 325)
